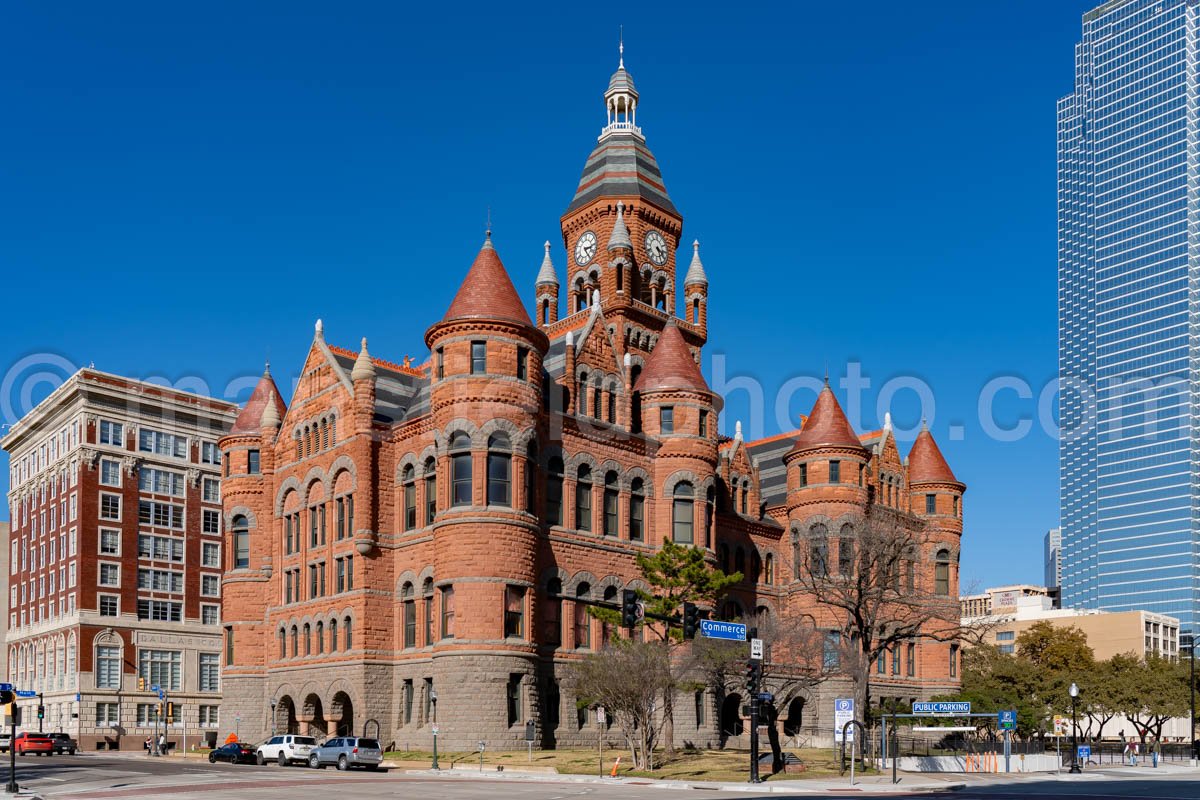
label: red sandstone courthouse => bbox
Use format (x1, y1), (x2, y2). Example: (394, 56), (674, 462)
(219, 55), (965, 750)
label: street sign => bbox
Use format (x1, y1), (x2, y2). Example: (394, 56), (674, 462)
(0, 684), (11, 692)
(157, 690), (165, 701)
(997, 710), (1017, 731)
(912, 701), (971, 715)
(75, 693), (81, 702)
(634, 602), (645, 622)
(833, 698), (855, 742)
(750, 638), (764, 660)
(1077, 745), (1091, 761)
(151, 685), (161, 693)
(596, 706), (606, 725)
(1052, 715), (1068, 736)
(15, 691), (35, 699)
(431, 724), (439, 735)
(699, 619), (747, 642)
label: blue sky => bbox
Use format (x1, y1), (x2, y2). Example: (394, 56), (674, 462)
(0, 0), (1095, 591)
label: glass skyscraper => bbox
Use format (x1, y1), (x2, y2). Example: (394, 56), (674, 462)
(1058, 0), (1200, 634)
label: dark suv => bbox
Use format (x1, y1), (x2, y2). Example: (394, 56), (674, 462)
(47, 733), (78, 755)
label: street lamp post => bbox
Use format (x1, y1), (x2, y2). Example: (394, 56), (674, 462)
(270, 700), (277, 737)
(1068, 682), (1081, 774)
(1188, 635), (1197, 765)
(430, 689), (439, 771)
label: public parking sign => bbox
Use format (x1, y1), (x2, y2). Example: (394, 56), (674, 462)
(1077, 745), (1091, 761)
(912, 701), (971, 715)
(998, 710), (1017, 731)
(833, 698), (855, 743)
(699, 619), (747, 642)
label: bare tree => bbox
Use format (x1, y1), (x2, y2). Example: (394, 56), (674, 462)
(569, 640), (676, 770)
(789, 508), (977, 725)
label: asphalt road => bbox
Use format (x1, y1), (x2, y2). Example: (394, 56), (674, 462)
(3, 754), (1199, 799)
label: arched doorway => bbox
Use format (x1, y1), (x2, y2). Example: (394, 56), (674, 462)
(303, 694), (327, 737)
(721, 693), (744, 738)
(783, 698), (805, 737)
(331, 691), (355, 736)
(276, 696), (298, 735)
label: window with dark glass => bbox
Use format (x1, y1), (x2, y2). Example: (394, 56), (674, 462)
(799, 463), (807, 487)
(247, 450), (260, 474)
(422, 579), (434, 645)
(575, 465), (593, 531)
(828, 460), (840, 483)
(573, 584), (591, 649)
(607, 386), (617, 423)
(402, 465), (417, 531)
(423, 458), (437, 524)
(544, 579), (562, 645)
(504, 585), (525, 638)
(487, 433), (512, 506)
(660, 406), (674, 434)
(232, 515), (250, 569)
(949, 644), (959, 677)
(402, 583), (416, 648)
(441, 585), (455, 639)
(672, 482), (694, 544)
(516, 347), (528, 381)
(578, 372), (588, 415)
(926, 493), (937, 514)
(436, 347), (444, 380)
(506, 674), (522, 727)
(699, 410), (708, 438)
(629, 478), (645, 541)
(546, 457), (564, 525)
(907, 643), (915, 676)
(935, 549), (951, 595)
(450, 432), (472, 507)
(837, 524), (854, 576)
(524, 442), (537, 512)
(602, 471), (618, 537)
(471, 341), (486, 374)
(809, 523), (828, 576)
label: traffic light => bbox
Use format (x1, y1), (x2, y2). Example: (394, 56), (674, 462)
(36, 706), (44, 721)
(621, 589), (639, 629)
(744, 660), (762, 692)
(166, 702), (174, 724)
(138, 677), (146, 691)
(682, 602), (700, 640)
(0, 690), (12, 706)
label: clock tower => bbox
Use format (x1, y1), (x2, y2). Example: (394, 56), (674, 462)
(554, 44), (707, 355)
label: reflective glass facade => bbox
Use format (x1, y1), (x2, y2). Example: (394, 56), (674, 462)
(1059, 0), (1200, 633)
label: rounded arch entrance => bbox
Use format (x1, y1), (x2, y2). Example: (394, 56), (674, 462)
(275, 696), (298, 735)
(783, 697), (805, 737)
(302, 693), (327, 737)
(331, 691), (355, 736)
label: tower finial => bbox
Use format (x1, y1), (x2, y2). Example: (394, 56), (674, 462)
(619, 26), (624, 69)
(486, 206), (492, 239)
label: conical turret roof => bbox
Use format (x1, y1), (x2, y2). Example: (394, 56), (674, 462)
(536, 241), (558, 286)
(908, 427), (961, 485)
(635, 319), (708, 393)
(230, 367), (287, 436)
(685, 240), (707, 286)
(788, 383), (865, 455)
(607, 201), (633, 251)
(442, 234), (533, 328)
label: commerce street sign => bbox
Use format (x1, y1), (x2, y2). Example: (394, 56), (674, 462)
(699, 619), (747, 642)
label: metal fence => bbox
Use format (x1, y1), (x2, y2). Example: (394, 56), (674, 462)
(888, 733), (1195, 764)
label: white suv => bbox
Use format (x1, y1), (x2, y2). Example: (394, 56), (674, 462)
(256, 734), (318, 766)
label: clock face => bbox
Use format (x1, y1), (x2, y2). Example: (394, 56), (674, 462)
(644, 230), (669, 266)
(574, 231), (598, 266)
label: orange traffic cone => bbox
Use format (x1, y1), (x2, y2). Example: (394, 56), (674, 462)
(610, 756), (621, 777)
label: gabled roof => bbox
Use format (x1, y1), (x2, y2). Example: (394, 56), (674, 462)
(230, 368), (287, 435)
(634, 319), (707, 392)
(787, 383), (866, 455)
(908, 427), (961, 486)
(442, 235), (533, 328)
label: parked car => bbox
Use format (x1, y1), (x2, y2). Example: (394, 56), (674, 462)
(209, 742), (257, 764)
(307, 737), (383, 771)
(255, 734), (317, 766)
(46, 733), (78, 755)
(14, 733), (54, 756)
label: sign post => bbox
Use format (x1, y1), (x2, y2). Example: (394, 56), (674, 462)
(998, 710), (1016, 773)
(596, 707), (605, 776)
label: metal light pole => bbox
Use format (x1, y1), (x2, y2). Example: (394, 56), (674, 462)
(1068, 682), (1081, 774)
(270, 700), (277, 736)
(430, 689), (439, 771)
(1188, 635), (1197, 765)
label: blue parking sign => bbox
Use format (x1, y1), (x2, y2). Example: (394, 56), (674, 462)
(998, 710), (1017, 730)
(1077, 745), (1090, 760)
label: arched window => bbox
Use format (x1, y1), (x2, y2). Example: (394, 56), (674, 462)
(303, 623), (311, 655)
(630, 367), (643, 433)
(290, 626), (298, 657)
(904, 549), (916, 593)
(422, 578), (435, 645)
(402, 465), (417, 531)
(705, 486), (715, 548)
(838, 524), (854, 576)
(935, 549), (951, 595)
(487, 433), (512, 506)
(575, 465), (593, 531)
(602, 471), (619, 537)
(329, 618), (338, 652)
(295, 435), (302, 462)
(601, 586), (618, 645)
(541, 299), (549, 326)
(423, 458), (437, 525)
(315, 621), (324, 654)
(750, 550), (761, 583)
(278, 628), (286, 659)
(718, 543), (730, 573)
(450, 432), (472, 507)
(808, 523), (828, 577)
(574, 583), (591, 649)
(734, 546), (746, 577)
(741, 481), (750, 515)
(402, 582), (416, 648)
(231, 514), (250, 569)
(343, 616), (353, 650)
(593, 384), (602, 421)
(546, 457), (564, 526)
(321, 419), (328, 450)
(764, 553), (775, 585)
(629, 478), (645, 541)
(330, 415), (336, 445)
(578, 372), (589, 415)
(672, 482), (695, 544)
(607, 384), (617, 423)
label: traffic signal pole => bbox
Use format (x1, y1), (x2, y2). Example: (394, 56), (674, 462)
(746, 626), (761, 784)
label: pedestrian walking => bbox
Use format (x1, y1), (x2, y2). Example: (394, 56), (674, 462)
(1150, 738), (1158, 768)
(143, 737), (151, 755)
(158, 733), (166, 756)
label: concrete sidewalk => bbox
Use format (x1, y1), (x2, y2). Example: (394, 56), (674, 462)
(401, 767), (967, 793)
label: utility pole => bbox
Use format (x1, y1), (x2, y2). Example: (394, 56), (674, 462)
(746, 626), (762, 784)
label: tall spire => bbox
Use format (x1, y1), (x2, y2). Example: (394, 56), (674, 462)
(536, 240), (558, 286)
(619, 26), (624, 69)
(685, 240), (708, 286)
(607, 201), (633, 251)
(602, 35), (641, 141)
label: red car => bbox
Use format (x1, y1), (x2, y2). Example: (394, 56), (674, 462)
(14, 733), (54, 756)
